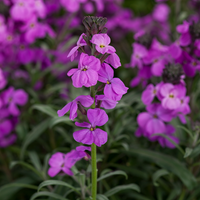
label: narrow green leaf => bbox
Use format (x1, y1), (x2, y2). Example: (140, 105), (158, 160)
(20, 118), (51, 159)
(29, 151), (42, 171)
(10, 161), (43, 179)
(190, 144), (200, 158)
(97, 194), (109, 200)
(184, 147), (193, 158)
(31, 104), (57, 117)
(50, 116), (74, 128)
(152, 169), (169, 187)
(38, 180), (81, 195)
(97, 170), (128, 182)
(176, 125), (194, 139)
(124, 149), (197, 190)
(30, 191), (69, 200)
(104, 184), (140, 197)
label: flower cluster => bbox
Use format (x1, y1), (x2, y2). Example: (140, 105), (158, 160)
(127, 1), (194, 148)
(0, 68), (28, 148)
(48, 16), (128, 177)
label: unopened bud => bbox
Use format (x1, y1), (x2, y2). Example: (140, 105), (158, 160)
(97, 83), (106, 92)
(77, 102), (87, 115)
(101, 27), (108, 33)
(91, 23), (98, 35)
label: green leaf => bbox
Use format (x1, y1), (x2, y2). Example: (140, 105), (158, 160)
(29, 151), (42, 171)
(184, 147), (193, 158)
(49, 116), (74, 128)
(20, 118), (52, 159)
(30, 191), (69, 200)
(152, 169), (169, 187)
(38, 180), (81, 195)
(97, 170), (128, 182)
(125, 149), (197, 190)
(10, 161), (43, 179)
(104, 184), (140, 197)
(97, 194), (109, 200)
(176, 125), (194, 139)
(31, 104), (57, 117)
(190, 144), (200, 158)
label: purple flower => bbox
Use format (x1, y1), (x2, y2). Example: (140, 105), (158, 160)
(90, 34), (116, 54)
(137, 103), (172, 137)
(3, 87), (28, 116)
(98, 63), (128, 101)
(96, 95), (118, 109)
(48, 151), (76, 177)
(152, 3), (170, 22)
(57, 95), (94, 120)
(70, 146), (91, 160)
(73, 108), (108, 147)
(128, 43), (148, 69)
(67, 33), (87, 61)
(67, 53), (101, 88)
(160, 83), (181, 110)
(60, 0), (87, 12)
(142, 84), (159, 105)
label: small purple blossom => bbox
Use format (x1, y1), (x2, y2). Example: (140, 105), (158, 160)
(96, 95), (118, 109)
(57, 95), (94, 120)
(90, 33), (116, 54)
(67, 53), (101, 88)
(98, 63), (128, 101)
(73, 108), (108, 147)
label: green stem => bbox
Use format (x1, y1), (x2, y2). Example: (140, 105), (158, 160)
(91, 143), (97, 200)
(90, 85), (97, 199)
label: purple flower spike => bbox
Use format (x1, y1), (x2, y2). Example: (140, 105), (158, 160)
(91, 33), (116, 54)
(98, 63), (128, 101)
(48, 151), (77, 177)
(73, 108), (108, 147)
(67, 53), (101, 88)
(67, 33), (87, 61)
(4, 87), (28, 116)
(57, 95), (94, 120)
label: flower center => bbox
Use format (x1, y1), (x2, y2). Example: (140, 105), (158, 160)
(136, 54), (140, 58)
(7, 35), (12, 41)
(153, 114), (158, 118)
(169, 94), (174, 98)
(30, 23), (35, 28)
(192, 61), (197, 66)
(181, 99), (184, 104)
(153, 89), (157, 94)
(81, 65), (88, 71)
(106, 80), (110, 84)
(90, 127), (96, 131)
(18, 2), (24, 6)
(61, 163), (64, 167)
(100, 44), (105, 48)
(154, 59), (158, 63)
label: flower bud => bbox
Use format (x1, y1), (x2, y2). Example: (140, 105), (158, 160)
(162, 63), (184, 84)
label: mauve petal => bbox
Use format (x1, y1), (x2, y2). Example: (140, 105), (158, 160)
(160, 83), (174, 97)
(98, 63), (113, 80)
(93, 128), (107, 147)
(178, 114), (186, 124)
(77, 33), (87, 46)
(98, 76), (107, 83)
(67, 68), (78, 77)
(87, 108), (108, 127)
(14, 89), (28, 105)
(76, 146), (91, 152)
(67, 46), (79, 59)
(76, 95), (94, 107)
(111, 78), (128, 95)
(151, 60), (165, 76)
(169, 43), (182, 59)
(162, 97), (181, 110)
(91, 34), (104, 46)
(69, 101), (78, 120)
(102, 34), (111, 45)
(71, 71), (83, 88)
(49, 152), (64, 167)
(137, 112), (152, 128)
(9, 102), (20, 116)
(57, 102), (72, 117)
(157, 106), (173, 122)
(84, 55), (101, 71)
(165, 135), (179, 148)
(98, 96), (118, 109)
(85, 70), (98, 87)
(142, 84), (155, 105)
(73, 129), (93, 145)
(75, 122), (91, 128)
(48, 167), (61, 177)
(107, 45), (116, 54)
(0, 120), (12, 135)
(176, 21), (189, 33)
(130, 77), (140, 87)
(179, 32), (191, 46)
(105, 53), (121, 68)
(62, 167), (73, 176)
(135, 127), (143, 137)
(146, 118), (166, 135)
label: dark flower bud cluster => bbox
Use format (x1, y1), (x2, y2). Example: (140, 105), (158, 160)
(82, 16), (108, 37)
(162, 63), (184, 85)
(136, 33), (153, 49)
